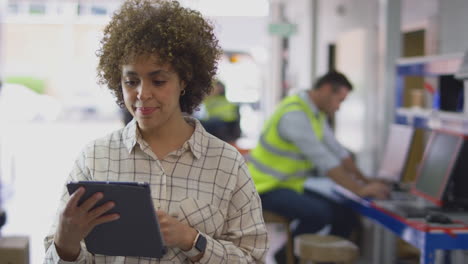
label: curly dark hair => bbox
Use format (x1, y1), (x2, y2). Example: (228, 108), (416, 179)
(96, 0), (222, 114)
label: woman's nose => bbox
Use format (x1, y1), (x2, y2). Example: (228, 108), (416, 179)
(137, 83), (152, 101)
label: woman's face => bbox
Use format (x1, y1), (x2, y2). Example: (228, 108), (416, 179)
(121, 55), (185, 133)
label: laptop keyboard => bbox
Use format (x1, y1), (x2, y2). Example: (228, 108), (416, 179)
(392, 204), (435, 218)
(389, 191), (416, 201)
(373, 200), (436, 218)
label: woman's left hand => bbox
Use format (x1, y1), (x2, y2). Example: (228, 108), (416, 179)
(156, 210), (198, 250)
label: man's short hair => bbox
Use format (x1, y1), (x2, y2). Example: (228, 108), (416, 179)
(215, 80), (226, 95)
(313, 71), (353, 92)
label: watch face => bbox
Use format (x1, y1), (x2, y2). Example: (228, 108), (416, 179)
(195, 234), (207, 252)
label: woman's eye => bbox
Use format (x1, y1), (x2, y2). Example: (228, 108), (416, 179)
(153, 80), (166, 86)
(124, 80), (138, 87)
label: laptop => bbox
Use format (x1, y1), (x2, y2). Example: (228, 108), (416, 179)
(327, 124), (415, 202)
(376, 124), (414, 184)
(375, 130), (466, 219)
(373, 124), (416, 201)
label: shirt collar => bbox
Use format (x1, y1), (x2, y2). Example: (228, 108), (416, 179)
(122, 118), (138, 152)
(121, 116), (205, 160)
(299, 90), (320, 115)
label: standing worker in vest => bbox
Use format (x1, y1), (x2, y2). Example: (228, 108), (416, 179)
(200, 80), (241, 143)
(248, 71), (390, 263)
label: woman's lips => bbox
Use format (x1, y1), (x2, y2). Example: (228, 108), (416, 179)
(136, 107), (157, 115)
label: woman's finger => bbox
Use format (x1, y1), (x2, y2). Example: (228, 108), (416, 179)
(64, 187), (85, 213)
(87, 201), (115, 221)
(89, 213), (120, 228)
(79, 192), (104, 212)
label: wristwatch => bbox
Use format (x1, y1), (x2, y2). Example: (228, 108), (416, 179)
(183, 231), (207, 258)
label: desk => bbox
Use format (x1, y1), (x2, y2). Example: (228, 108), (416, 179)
(334, 186), (468, 264)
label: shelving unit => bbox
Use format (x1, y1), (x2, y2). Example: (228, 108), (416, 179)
(391, 53), (468, 264)
(395, 53), (468, 134)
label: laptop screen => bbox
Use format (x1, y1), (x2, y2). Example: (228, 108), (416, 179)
(377, 124), (414, 182)
(412, 131), (463, 206)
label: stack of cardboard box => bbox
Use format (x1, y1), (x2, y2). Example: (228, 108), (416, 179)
(0, 236), (29, 264)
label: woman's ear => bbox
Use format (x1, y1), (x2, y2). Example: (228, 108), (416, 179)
(180, 80), (187, 90)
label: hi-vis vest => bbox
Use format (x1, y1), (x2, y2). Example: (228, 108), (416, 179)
(204, 95), (238, 122)
(248, 95), (326, 194)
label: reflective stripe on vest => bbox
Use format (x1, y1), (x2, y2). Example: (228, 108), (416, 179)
(204, 95), (238, 122)
(249, 95), (325, 194)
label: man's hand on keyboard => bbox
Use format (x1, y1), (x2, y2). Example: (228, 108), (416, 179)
(358, 182), (391, 200)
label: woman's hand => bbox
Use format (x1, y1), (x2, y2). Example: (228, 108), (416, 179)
(156, 210), (198, 251)
(54, 187), (120, 261)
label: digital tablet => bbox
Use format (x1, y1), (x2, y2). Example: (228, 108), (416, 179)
(67, 181), (166, 258)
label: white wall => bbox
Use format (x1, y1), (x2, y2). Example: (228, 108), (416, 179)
(0, 0), (5, 78)
(211, 16), (269, 53)
(318, 0), (379, 174)
(283, 0), (312, 91)
(316, 0), (377, 77)
(399, 0), (468, 55)
(439, 0), (468, 54)
(401, 0), (438, 30)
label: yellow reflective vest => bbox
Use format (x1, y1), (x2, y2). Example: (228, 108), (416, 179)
(248, 95), (325, 194)
(204, 95), (238, 122)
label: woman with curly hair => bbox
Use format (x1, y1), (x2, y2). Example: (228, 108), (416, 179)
(43, 0), (268, 263)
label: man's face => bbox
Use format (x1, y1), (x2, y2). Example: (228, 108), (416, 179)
(321, 84), (349, 115)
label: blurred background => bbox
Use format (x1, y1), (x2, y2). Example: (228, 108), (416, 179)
(0, 0), (467, 263)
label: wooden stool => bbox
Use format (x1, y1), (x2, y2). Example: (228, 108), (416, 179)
(263, 210), (295, 264)
(295, 234), (358, 264)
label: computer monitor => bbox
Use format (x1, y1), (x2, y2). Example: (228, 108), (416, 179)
(377, 124), (414, 182)
(412, 131), (464, 206)
(444, 139), (468, 210)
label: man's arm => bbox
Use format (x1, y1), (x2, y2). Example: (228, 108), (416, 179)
(278, 112), (389, 198)
(278, 111), (345, 176)
(278, 111), (342, 177)
(321, 119), (369, 183)
(341, 156), (369, 184)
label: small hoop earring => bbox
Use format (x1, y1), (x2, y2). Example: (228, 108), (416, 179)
(181, 89), (186, 96)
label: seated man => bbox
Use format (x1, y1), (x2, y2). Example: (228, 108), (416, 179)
(247, 71), (390, 263)
(199, 80), (241, 143)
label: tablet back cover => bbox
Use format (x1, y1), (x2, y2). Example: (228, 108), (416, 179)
(67, 181), (166, 258)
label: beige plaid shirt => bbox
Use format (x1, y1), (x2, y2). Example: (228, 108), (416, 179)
(44, 117), (268, 263)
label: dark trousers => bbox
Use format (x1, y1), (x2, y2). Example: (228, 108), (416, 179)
(260, 188), (359, 239)
(200, 119), (241, 142)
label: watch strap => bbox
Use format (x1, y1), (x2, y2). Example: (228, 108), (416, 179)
(183, 231), (202, 258)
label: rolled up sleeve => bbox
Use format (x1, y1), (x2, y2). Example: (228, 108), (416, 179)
(197, 163), (268, 263)
(278, 111), (341, 175)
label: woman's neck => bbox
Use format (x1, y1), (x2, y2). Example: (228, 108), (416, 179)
(139, 115), (194, 158)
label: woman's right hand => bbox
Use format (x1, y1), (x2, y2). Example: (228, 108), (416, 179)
(53, 187), (120, 261)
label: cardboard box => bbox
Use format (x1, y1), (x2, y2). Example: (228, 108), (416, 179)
(0, 236), (29, 264)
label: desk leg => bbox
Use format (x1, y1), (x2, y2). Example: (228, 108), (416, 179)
(421, 246), (436, 264)
(380, 227), (396, 264)
(371, 222), (396, 264)
(444, 250), (451, 264)
(371, 223), (381, 263)
(452, 250), (465, 264)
